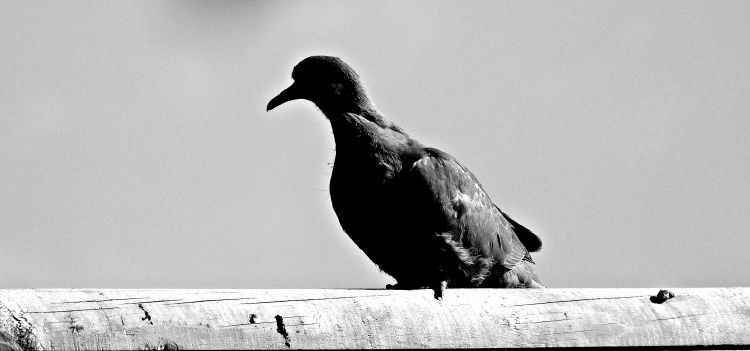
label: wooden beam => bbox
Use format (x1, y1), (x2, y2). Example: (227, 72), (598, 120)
(0, 288), (748, 350)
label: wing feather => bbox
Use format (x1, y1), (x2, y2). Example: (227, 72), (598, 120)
(405, 148), (529, 271)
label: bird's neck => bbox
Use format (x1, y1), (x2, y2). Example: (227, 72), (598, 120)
(317, 97), (375, 118)
(315, 81), (377, 116)
(327, 111), (378, 150)
(326, 110), (406, 157)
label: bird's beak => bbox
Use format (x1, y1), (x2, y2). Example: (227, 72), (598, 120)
(267, 82), (303, 111)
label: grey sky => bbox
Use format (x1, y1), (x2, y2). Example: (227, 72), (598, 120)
(2, 1), (749, 288)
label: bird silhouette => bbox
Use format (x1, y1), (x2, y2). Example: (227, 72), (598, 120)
(267, 56), (544, 299)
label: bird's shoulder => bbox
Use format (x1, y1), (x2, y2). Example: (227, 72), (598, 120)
(404, 147), (482, 193)
(341, 111), (408, 138)
(358, 111), (408, 135)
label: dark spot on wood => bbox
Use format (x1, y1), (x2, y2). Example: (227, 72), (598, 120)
(67, 316), (79, 330)
(160, 340), (179, 350)
(650, 289), (675, 304)
(138, 303), (153, 325)
(249, 314), (257, 324)
(144, 340), (179, 350)
(69, 324), (83, 333)
(274, 315), (291, 347)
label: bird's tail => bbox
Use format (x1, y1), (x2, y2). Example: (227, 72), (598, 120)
(500, 209), (543, 253)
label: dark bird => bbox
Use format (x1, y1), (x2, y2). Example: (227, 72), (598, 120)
(267, 56), (544, 299)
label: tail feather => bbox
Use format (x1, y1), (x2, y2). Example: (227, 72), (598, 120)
(500, 209), (542, 253)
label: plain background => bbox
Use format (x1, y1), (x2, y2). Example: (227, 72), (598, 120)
(2, 1), (749, 289)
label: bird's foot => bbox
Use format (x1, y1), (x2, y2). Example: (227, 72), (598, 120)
(431, 281), (448, 300)
(386, 281), (447, 299)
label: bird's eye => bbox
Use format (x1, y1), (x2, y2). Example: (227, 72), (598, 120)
(330, 83), (345, 95)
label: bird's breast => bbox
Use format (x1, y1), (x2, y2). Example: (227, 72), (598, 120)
(328, 157), (402, 233)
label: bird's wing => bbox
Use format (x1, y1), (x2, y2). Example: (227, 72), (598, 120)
(404, 148), (529, 269)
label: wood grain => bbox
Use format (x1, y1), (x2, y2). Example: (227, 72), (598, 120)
(1, 288), (748, 350)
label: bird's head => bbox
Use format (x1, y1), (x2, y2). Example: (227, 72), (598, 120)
(267, 56), (374, 115)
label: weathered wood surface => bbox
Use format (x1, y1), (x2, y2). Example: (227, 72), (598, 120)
(0, 288), (748, 350)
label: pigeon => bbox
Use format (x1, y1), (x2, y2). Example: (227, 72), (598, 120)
(267, 56), (544, 299)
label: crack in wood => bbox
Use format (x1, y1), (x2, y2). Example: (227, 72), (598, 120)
(551, 328), (599, 334)
(125, 299), (183, 304)
(221, 321), (275, 328)
(654, 313), (708, 321)
(25, 307), (118, 314)
(240, 294), (390, 305)
(92, 298), (116, 335)
(221, 321), (318, 328)
(515, 317), (583, 324)
(57, 297), (145, 304)
(506, 295), (649, 307)
(166, 297), (258, 305)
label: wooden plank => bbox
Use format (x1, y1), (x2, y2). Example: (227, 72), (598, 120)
(0, 288), (748, 350)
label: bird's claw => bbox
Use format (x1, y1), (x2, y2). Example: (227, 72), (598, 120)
(432, 281), (447, 300)
(388, 281), (447, 300)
